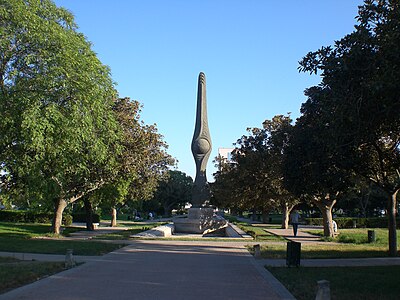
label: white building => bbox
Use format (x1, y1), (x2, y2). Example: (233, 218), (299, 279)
(217, 147), (235, 163)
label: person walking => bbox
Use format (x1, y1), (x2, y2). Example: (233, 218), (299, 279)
(290, 209), (300, 237)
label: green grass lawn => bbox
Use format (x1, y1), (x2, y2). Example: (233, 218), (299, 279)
(268, 265), (400, 300)
(0, 257), (19, 263)
(234, 222), (284, 242)
(0, 222), (126, 255)
(255, 243), (395, 258)
(0, 260), (66, 295)
(0, 238), (126, 255)
(0, 222), (82, 238)
(252, 228), (400, 258)
(307, 228), (399, 245)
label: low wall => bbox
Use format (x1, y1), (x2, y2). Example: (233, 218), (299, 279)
(132, 224), (174, 238)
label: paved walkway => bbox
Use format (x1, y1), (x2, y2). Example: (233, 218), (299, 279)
(2, 222), (399, 299)
(0, 240), (295, 300)
(264, 227), (323, 244)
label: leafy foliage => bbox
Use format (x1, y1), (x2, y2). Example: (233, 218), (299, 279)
(148, 170), (193, 216)
(0, 1), (174, 233)
(297, 0), (400, 254)
(212, 115), (298, 223)
(94, 97), (175, 225)
(0, 0), (119, 210)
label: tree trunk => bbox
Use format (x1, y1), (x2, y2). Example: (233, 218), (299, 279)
(314, 195), (336, 237)
(84, 198), (94, 231)
(281, 203), (295, 229)
(163, 203), (174, 217)
(52, 198), (68, 234)
(251, 207), (258, 221)
(388, 189), (398, 257)
(110, 207), (117, 227)
(360, 192), (370, 218)
(261, 209), (269, 223)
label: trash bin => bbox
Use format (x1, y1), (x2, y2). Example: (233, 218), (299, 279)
(286, 241), (301, 267)
(368, 230), (376, 243)
(253, 244), (261, 258)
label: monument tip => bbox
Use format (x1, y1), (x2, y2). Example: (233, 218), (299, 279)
(198, 72), (205, 84)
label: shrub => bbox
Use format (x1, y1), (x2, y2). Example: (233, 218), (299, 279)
(0, 210), (26, 222)
(305, 217), (400, 229)
(224, 215), (239, 223)
(304, 218), (323, 226)
(62, 214), (73, 226)
(71, 213), (100, 223)
(0, 210), (72, 226)
(365, 217), (395, 228)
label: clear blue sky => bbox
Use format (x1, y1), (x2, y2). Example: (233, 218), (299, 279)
(55, 0), (363, 181)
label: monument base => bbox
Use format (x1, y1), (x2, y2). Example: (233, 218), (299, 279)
(173, 207), (227, 234)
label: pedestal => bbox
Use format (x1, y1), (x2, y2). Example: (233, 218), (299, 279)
(174, 207), (227, 234)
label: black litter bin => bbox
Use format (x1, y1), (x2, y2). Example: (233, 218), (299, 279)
(368, 230), (376, 243)
(286, 241), (301, 267)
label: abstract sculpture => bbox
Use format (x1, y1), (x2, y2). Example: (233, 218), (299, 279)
(173, 72), (226, 234)
(191, 72), (212, 207)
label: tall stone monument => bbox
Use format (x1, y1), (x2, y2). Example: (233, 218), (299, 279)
(191, 72), (212, 207)
(174, 72), (226, 234)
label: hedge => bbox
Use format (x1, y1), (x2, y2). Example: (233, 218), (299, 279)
(0, 210), (72, 226)
(71, 213), (100, 223)
(305, 217), (400, 229)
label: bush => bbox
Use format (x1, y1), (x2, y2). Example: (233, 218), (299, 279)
(305, 217), (400, 229)
(0, 210), (72, 225)
(71, 213), (100, 223)
(63, 214), (73, 226)
(305, 218), (324, 226)
(0, 210), (26, 222)
(224, 215), (239, 223)
(365, 217), (396, 228)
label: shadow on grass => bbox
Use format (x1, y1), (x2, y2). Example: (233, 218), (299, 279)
(268, 265), (400, 300)
(0, 237), (126, 256)
(0, 260), (67, 295)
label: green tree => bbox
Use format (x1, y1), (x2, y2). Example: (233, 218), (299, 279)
(299, 0), (400, 255)
(150, 170), (193, 217)
(95, 97), (174, 226)
(213, 115), (298, 225)
(262, 116), (299, 229)
(283, 109), (350, 237)
(0, 0), (120, 233)
(212, 156), (242, 213)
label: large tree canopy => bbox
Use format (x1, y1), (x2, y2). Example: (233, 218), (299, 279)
(1, 0), (121, 233)
(213, 115), (298, 225)
(97, 97), (175, 226)
(149, 170), (193, 217)
(284, 94), (351, 237)
(298, 0), (400, 255)
(0, 1), (175, 233)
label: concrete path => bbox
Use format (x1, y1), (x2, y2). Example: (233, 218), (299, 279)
(67, 226), (128, 240)
(264, 227), (323, 244)
(0, 240), (295, 300)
